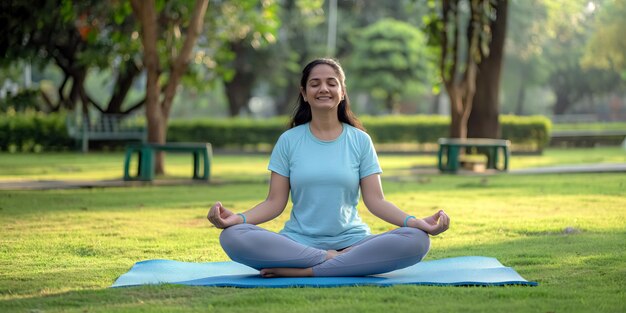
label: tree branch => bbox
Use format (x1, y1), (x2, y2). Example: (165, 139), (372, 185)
(160, 0), (209, 116)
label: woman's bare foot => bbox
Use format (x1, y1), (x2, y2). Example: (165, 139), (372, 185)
(260, 267), (313, 278)
(326, 250), (339, 260)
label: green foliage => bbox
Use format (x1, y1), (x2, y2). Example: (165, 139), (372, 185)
(168, 115), (550, 150)
(500, 114), (552, 148)
(0, 89), (43, 113)
(0, 111), (72, 152)
(361, 115), (449, 144)
(581, 0), (626, 77)
(168, 117), (289, 148)
(350, 19), (434, 112)
(0, 113), (551, 151)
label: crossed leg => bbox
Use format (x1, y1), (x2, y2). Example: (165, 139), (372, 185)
(219, 224), (430, 277)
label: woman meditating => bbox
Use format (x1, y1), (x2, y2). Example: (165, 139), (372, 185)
(207, 58), (450, 277)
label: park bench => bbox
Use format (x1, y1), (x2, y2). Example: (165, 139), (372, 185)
(437, 138), (511, 173)
(66, 113), (147, 153)
(123, 142), (212, 182)
(550, 130), (626, 147)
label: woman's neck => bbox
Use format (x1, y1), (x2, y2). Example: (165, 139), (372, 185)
(309, 112), (342, 141)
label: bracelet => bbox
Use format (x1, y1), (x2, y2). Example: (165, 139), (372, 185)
(403, 215), (416, 227)
(237, 213), (247, 224)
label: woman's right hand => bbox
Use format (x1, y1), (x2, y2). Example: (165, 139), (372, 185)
(207, 202), (243, 229)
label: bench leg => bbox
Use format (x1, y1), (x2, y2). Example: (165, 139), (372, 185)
(191, 149), (211, 181)
(193, 151), (200, 179)
(485, 147), (497, 170)
(438, 145), (460, 173)
(446, 146), (460, 173)
(82, 133), (88, 153)
(138, 146), (155, 181)
(124, 145), (154, 181)
(123, 147), (134, 180)
(202, 148), (211, 181)
(503, 146), (510, 171)
(437, 146), (445, 171)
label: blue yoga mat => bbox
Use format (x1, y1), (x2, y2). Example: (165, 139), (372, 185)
(112, 256), (537, 288)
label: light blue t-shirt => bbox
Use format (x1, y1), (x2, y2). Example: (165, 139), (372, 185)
(268, 123), (382, 250)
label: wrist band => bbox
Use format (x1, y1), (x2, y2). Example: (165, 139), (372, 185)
(403, 215), (416, 227)
(237, 213), (247, 224)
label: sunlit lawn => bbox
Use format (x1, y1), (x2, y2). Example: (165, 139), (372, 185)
(0, 147), (625, 312)
(1, 147), (625, 182)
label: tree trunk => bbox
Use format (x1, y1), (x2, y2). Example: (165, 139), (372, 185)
(132, 0), (165, 172)
(448, 86), (472, 138)
(224, 41), (255, 116)
(514, 81), (526, 115)
(132, 0), (208, 174)
(467, 0), (508, 139)
(224, 71), (254, 116)
(106, 60), (141, 114)
(385, 93), (396, 114)
(553, 90), (571, 115)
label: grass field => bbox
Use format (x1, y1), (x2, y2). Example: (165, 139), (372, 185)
(1, 148), (625, 312)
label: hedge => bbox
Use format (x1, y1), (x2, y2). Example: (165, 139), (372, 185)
(0, 111), (73, 152)
(1, 113), (551, 152)
(168, 114), (551, 151)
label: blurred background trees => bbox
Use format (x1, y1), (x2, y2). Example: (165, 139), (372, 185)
(1, 0), (624, 129)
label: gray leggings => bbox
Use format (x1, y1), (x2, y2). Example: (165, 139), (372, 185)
(219, 224), (430, 277)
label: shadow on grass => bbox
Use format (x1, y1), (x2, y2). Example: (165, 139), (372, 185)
(2, 231), (624, 312)
(0, 183), (268, 216)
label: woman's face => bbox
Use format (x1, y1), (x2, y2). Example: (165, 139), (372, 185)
(301, 64), (345, 112)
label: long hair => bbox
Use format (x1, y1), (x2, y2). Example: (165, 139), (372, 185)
(289, 58), (365, 131)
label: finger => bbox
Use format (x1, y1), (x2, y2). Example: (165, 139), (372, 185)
(440, 213), (448, 229)
(440, 211), (449, 225)
(208, 203), (223, 225)
(438, 211), (445, 222)
(209, 202), (221, 219)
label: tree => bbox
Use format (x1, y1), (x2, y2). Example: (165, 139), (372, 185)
(0, 0), (144, 116)
(500, 0), (551, 115)
(265, 0), (325, 115)
(131, 0), (208, 174)
(581, 0), (626, 78)
(350, 19), (433, 113)
(467, 0), (508, 139)
(540, 0), (619, 115)
(426, 0), (506, 138)
(215, 0), (281, 116)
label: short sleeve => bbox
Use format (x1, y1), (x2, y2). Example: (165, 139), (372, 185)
(268, 133), (290, 177)
(359, 133), (382, 178)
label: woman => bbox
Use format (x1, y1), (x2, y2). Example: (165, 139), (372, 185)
(207, 58), (450, 278)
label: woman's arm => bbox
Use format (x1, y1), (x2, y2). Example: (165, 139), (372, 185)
(207, 172), (290, 228)
(360, 174), (449, 235)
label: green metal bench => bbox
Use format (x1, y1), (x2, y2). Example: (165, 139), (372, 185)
(123, 142), (212, 181)
(66, 113), (146, 153)
(437, 138), (511, 173)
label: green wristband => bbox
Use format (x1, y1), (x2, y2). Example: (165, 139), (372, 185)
(403, 215), (416, 227)
(237, 213), (246, 224)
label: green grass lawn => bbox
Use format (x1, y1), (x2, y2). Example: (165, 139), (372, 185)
(1, 148), (625, 312)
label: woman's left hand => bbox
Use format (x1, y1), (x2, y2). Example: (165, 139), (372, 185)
(420, 210), (450, 235)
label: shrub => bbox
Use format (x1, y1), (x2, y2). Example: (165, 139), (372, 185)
(0, 113), (551, 152)
(0, 111), (73, 152)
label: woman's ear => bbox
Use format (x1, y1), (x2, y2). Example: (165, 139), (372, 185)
(300, 87), (307, 102)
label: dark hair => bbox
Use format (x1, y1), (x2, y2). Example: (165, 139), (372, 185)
(289, 58), (365, 131)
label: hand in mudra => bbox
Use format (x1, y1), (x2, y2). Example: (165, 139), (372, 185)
(421, 210), (450, 235)
(207, 202), (241, 229)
